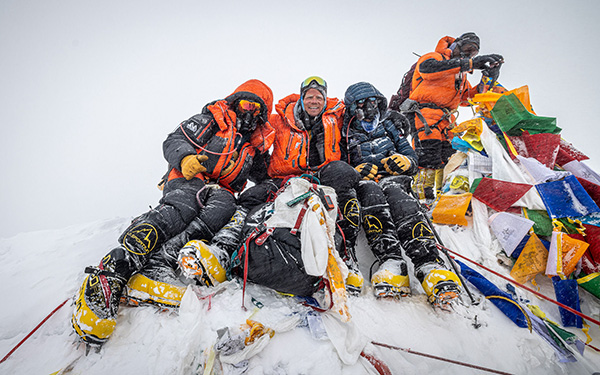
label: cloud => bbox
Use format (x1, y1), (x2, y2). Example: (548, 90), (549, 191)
(1, 0), (598, 237)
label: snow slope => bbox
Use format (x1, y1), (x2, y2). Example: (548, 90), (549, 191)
(1, 217), (600, 374)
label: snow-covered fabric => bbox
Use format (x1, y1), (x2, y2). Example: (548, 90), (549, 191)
(478, 125), (546, 209)
(536, 175), (600, 219)
(556, 138), (589, 165)
(563, 160), (600, 185)
(457, 260), (531, 329)
(508, 132), (560, 168)
(552, 277), (583, 328)
(517, 156), (570, 184)
(488, 212), (534, 257)
(472, 177), (532, 212)
(321, 311), (369, 365)
(510, 233), (548, 283)
(545, 231), (589, 277)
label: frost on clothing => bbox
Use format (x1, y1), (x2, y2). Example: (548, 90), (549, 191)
(267, 94), (346, 178)
(70, 79), (275, 345)
(342, 82), (417, 175)
(409, 36), (479, 169)
(342, 82), (448, 286)
(163, 79), (275, 192)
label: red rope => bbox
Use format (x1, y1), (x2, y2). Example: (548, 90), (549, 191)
(438, 244), (600, 327)
(360, 351), (392, 375)
(178, 122), (237, 156)
(372, 341), (513, 375)
(1, 298), (69, 364)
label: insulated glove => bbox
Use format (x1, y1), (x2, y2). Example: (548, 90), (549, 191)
(387, 110), (410, 137)
(355, 162), (378, 180)
(472, 54), (504, 70)
(382, 154), (411, 175)
(220, 151), (239, 176)
(181, 154), (209, 180)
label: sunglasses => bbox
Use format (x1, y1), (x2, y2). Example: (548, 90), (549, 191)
(238, 100), (261, 114)
(357, 97), (378, 105)
(301, 76), (328, 90)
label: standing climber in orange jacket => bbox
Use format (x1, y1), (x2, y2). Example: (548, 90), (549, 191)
(407, 32), (503, 201)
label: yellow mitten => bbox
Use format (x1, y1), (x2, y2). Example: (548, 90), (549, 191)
(181, 154), (209, 180)
(382, 154), (411, 175)
(355, 162), (378, 180)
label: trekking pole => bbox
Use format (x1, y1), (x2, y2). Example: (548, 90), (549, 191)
(409, 187), (478, 305)
(0, 298), (70, 364)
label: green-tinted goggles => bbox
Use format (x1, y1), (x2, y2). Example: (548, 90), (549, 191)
(301, 76), (327, 90)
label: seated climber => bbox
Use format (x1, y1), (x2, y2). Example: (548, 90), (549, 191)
(341, 81), (463, 306)
(205, 76), (364, 296)
(71, 79), (275, 346)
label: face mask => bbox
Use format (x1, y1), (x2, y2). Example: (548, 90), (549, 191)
(363, 100), (380, 121)
(360, 113), (380, 132)
(238, 111), (258, 133)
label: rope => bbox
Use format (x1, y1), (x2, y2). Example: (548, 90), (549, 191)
(360, 351), (392, 375)
(372, 341), (514, 375)
(439, 244), (600, 327)
(1, 298), (70, 364)
(178, 122), (237, 157)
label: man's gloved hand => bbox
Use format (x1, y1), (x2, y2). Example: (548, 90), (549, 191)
(181, 154), (209, 180)
(387, 110), (410, 137)
(472, 54), (504, 70)
(355, 162), (378, 180)
(382, 154), (411, 175)
(220, 151), (239, 176)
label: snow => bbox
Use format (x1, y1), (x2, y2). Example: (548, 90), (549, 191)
(2, 217), (600, 374)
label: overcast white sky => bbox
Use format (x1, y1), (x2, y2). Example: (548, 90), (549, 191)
(1, 0), (599, 238)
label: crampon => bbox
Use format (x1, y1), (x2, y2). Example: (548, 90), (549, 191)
(428, 281), (461, 310)
(374, 283), (411, 299)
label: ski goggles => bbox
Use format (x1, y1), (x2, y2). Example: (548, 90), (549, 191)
(301, 76), (328, 90)
(357, 97), (378, 105)
(238, 100), (261, 114)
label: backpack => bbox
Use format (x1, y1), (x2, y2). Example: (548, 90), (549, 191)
(388, 61), (421, 111)
(234, 178), (342, 297)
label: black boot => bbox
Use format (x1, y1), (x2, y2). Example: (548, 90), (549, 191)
(358, 180), (409, 297)
(317, 161), (362, 259)
(159, 216), (217, 268)
(380, 176), (441, 269)
(211, 206), (249, 257)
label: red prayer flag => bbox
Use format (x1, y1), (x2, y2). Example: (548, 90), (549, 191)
(508, 132), (561, 168)
(472, 177), (533, 212)
(577, 177), (600, 207)
(556, 138), (589, 166)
